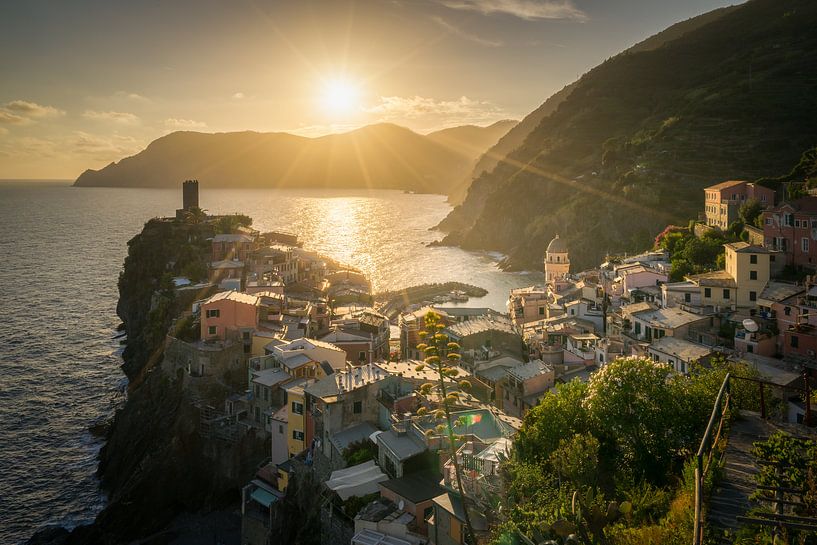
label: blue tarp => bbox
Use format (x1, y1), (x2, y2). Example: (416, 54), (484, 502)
(250, 487), (278, 508)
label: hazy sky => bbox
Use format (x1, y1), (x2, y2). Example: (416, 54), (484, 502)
(0, 0), (739, 179)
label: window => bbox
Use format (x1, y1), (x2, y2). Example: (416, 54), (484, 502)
(795, 219), (801, 228)
(750, 255), (757, 264)
(255, 407), (260, 423)
(750, 270), (757, 280)
(291, 401), (304, 415)
(206, 308), (220, 318)
(208, 325), (217, 336)
(723, 289), (730, 299)
(424, 507), (434, 521)
(358, 351), (367, 362)
(538, 307), (545, 316)
(278, 424), (283, 434)
(634, 322), (641, 335)
(292, 430), (304, 441)
(749, 291), (757, 302)
(803, 238), (810, 253)
(684, 293), (691, 303)
(264, 388), (269, 402)
(784, 306), (792, 316)
(704, 288), (712, 298)
(765, 217), (772, 225)
(790, 335), (799, 348)
(353, 401), (362, 414)
(680, 361), (686, 374)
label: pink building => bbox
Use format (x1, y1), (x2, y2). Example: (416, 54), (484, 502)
(200, 291), (261, 341)
(704, 180), (776, 229)
(763, 197), (817, 270)
(617, 265), (668, 297)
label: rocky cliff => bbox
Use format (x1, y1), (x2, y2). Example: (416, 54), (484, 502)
(29, 218), (266, 544)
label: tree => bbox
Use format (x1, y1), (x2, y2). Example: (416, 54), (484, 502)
(738, 198), (763, 228)
(181, 206), (207, 224)
(415, 311), (477, 545)
(515, 380), (589, 463)
(583, 357), (681, 482)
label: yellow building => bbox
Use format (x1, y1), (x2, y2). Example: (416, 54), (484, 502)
(687, 242), (770, 309)
(283, 379), (311, 457)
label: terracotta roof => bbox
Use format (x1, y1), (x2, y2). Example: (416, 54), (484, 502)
(704, 180), (746, 191)
(202, 290), (259, 306)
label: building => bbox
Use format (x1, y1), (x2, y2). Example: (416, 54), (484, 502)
(685, 242), (771, 310)
(507, 286), (552, 328)
(199, 290), (261, 343)
(625, 305), (711, 342)
(264, 337), (347, 378)
(544, 235), (570, 284)
(321, 308), (390, 364)
(647, 337), (713, 374)
(212, 233), (255, 262)
(399, 307), (493, 361)
(444, 315), (524, 363)
(763, 196), (817, 270)
(378, 471), (445, 537)
(208, 259), (245, 285)
(496, 360), (555, 418)
(704, 180), (775, 229)
(305, 363), (390, 468)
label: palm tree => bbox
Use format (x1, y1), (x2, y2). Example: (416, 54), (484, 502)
(415, 311), (477, 545)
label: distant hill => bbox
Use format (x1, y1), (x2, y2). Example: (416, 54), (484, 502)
(439, 0), (817, 270)
(426, 119), (516, 155)
(73, 121), (514, 194)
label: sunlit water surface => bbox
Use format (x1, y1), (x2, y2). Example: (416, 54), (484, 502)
(0, 182), (539, 543)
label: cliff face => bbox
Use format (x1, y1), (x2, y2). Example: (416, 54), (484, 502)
(29, 219), (266, 545)
(439, 0), (817, 271)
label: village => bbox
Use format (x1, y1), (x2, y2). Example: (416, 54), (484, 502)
(154, 180), (815, 545)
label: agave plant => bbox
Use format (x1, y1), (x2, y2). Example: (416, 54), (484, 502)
(415, 311), (477, 544)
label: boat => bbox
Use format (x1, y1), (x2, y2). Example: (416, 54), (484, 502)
(449, 290), (469, 302)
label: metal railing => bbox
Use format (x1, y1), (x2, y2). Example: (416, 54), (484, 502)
(692, 372), (813, 545)
(693, 373), (731, 545)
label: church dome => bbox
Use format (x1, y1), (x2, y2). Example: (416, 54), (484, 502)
(546, 234), (568, 254)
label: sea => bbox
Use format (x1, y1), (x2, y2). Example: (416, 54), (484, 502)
(0, 181), (539, 544)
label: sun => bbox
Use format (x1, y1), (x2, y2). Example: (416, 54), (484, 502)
(319, 78), (361, 116)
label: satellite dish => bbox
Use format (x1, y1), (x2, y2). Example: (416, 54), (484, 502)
(398, 499), (405, 510)
(743, 319), (759, 332)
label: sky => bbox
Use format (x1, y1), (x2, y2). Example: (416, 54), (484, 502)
(0, 0), (740, 179)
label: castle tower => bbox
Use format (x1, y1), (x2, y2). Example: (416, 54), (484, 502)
(544, 234), (570, 284)
(182, 179), (199, 210)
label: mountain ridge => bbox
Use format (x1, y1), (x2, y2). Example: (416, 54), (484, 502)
(438, 0), (817, 271)
(73, 121), (515, 194)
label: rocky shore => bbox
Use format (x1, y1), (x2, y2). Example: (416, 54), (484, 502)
(27, 218), (266, 545)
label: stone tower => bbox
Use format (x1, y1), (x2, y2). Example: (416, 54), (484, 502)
(182, 179), (199, 210)
(544, 234), (570, 284)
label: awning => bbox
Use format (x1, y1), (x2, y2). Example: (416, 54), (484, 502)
(325, 460), (388, 500)
(250, 487), (279, 508)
